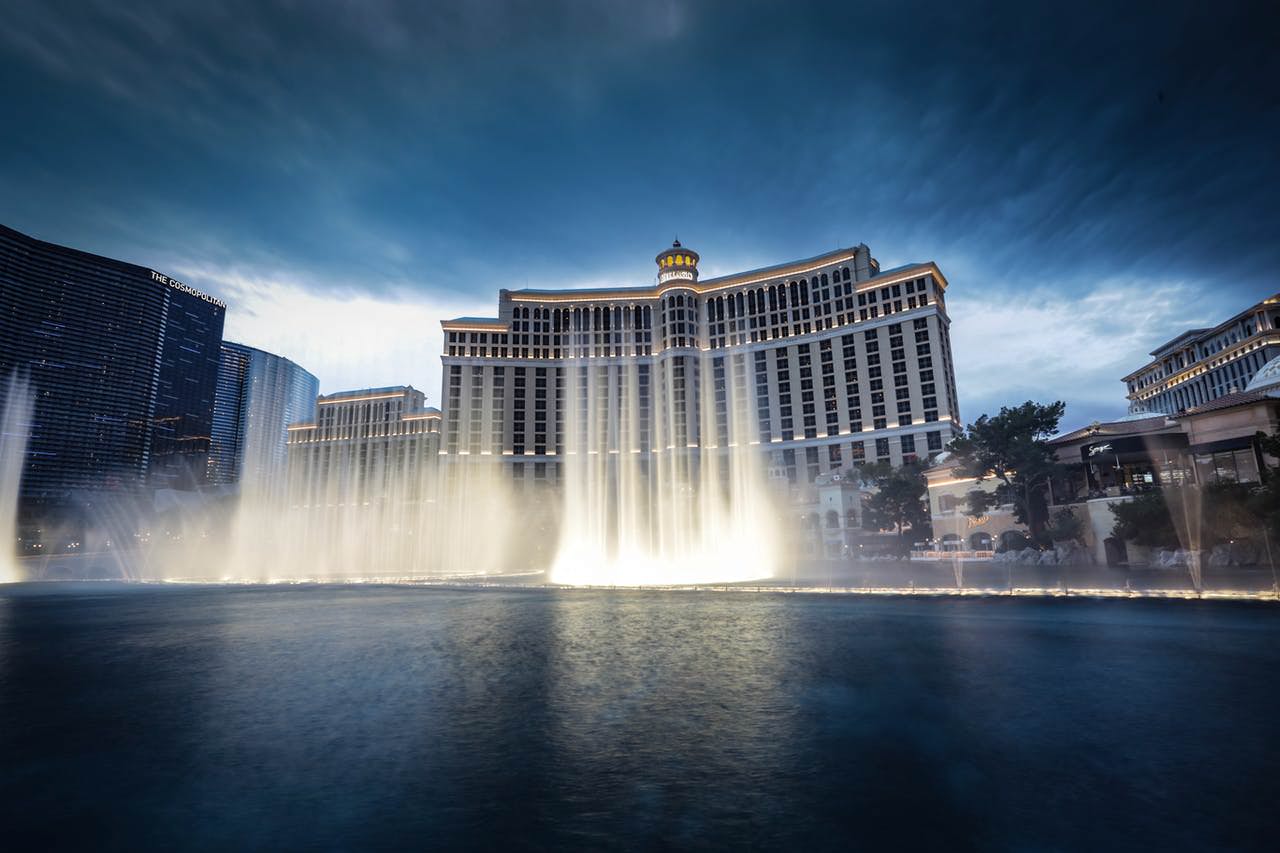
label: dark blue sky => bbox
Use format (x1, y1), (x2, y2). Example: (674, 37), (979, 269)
(2, 0), (1277, 427)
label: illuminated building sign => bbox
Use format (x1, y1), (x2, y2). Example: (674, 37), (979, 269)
(658, 270), (695, 284)
(150, 270), (226, 309)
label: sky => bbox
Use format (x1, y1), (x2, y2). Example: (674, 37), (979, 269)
(2, 0), (1277, 430)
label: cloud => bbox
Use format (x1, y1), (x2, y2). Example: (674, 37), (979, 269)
(172, 261), (491, 404)
(948, 278), (1216, 429)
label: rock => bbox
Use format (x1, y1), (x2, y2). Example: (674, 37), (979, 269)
(1209, 544), (1232, 568)
(1054, 540), (1094, 567)
(1017, 547), (1041, 565)
(1037, 550), (1058, 566)
(1229, 540), (1258, 566)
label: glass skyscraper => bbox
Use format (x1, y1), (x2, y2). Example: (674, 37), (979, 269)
(210, 341), (318, 493)
(0, 223), (225, 524)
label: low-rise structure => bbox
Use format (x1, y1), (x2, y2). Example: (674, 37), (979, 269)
(922, 454), (1025, 555)
(285, 387), (441, 508)
(1124, 294), (1280, 415)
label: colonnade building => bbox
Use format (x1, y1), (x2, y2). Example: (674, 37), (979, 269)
(439, 241), (960, 494)
(1124, 294), (1280, 415)
(284, 387), (441, 507)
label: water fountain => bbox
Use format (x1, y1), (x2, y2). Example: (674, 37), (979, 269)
(1170, 485), (1204, 593)
(550, 351), (780, 586)
(1, 372), (32, 583)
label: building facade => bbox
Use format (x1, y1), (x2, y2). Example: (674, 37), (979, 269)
(284, 387), (441, 507)
(1124, 294), (1280, 415)
(210, 341), (319, 491)
(439, 241), (961, 493)
(0, 223), (225, 520)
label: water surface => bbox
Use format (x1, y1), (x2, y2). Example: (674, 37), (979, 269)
(1, 584), (1276, 850)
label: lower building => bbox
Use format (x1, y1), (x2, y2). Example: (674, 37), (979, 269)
(210, 342), (319, 494)
(923, 457), (1027, 555)
(284, 387), (441, 507)
(926, 358), (1280, 565)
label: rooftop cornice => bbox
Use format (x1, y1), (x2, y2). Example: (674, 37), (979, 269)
(482, 259), (943, 307)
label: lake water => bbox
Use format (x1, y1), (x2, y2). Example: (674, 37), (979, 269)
(1, 584), (1277, 850)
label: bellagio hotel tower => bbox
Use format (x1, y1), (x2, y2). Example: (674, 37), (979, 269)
(439, 241), (960, 493)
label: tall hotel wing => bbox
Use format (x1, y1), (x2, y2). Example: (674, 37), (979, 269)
(439, 242), (962, 583)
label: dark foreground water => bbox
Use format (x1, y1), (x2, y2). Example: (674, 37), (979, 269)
(1, 585), (1277, 851)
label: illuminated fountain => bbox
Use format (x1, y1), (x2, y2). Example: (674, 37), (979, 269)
(1, 372), (32, 583)
(551, 351), (780, 586)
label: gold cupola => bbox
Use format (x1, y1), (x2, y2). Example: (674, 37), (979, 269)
(655, 239), (699, 285)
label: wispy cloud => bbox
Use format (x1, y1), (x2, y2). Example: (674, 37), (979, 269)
(949, 279), (1216, 428)
(172, 261), (490, 403)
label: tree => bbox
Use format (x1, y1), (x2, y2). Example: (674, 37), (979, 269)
(1110, 490), (1180, 549)
(947, 400), (1066, 540)
(861, 462), (931, 550)
(1041, 507), (1084, 546)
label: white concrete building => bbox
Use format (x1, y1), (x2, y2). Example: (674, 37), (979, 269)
(1124, 294), (1280, 415)
(439, 241), (962, 495)
(284, 387), (441, 507)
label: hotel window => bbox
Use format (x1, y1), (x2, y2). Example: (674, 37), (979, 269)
(875, 437), (890, 459)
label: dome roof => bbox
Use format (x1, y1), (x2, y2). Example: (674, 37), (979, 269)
(1245, 355), (1280, 392)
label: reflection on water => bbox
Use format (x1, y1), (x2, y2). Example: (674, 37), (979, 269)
(0, 586), (1277, 850)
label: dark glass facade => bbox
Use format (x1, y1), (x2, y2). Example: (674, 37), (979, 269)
(0, 224), (225, 520)
(210, 341), (318, 489)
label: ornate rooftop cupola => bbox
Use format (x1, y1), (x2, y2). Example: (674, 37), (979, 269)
(655, 238), (699, 285)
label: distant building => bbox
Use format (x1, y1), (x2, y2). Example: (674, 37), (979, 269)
(922, 455), (1026, 553)
(439, 240), (961, 494)
(284, 387), (441, 507)
(809, 470), (867, 558)
(1124, 294), (1280, 415)
(0, 223), (225, 524)
(210, 341), (318, 492)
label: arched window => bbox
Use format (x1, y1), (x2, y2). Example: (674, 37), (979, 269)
(825, 510), (840, 529)
(842, 267), (851, 281)
(769, 285), (778, 311)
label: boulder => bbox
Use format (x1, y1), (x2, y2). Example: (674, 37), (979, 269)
(1229, 539), (1259, 566)
(1037, 550), (1058, 566)
(1017, 547), (1041, 565)
(1208, 544), (1232, 568)
(1054, 540), (1094, 566)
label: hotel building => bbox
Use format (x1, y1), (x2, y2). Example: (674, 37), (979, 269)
(210, 341), (319, 491)
(0, 223), (225, 522)
(439, 241), (960, 492)
(284, 387), (441, 507)
(1124, 294), (1280, 415)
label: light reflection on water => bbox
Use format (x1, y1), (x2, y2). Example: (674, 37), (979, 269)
(0, 585), (1277, 850)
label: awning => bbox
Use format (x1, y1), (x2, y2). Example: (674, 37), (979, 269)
(1187, 436), (1257, 455)
(1079, 432), (1188, 462)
